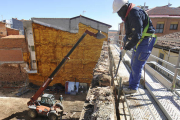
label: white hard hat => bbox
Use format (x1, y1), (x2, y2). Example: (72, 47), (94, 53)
(113, 0), (128, 13)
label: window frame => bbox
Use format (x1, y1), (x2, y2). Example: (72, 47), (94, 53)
(170, 24), (178, 30)
(155, 23), (164, 33)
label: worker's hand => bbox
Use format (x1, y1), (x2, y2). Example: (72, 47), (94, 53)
(120, 46), (123, 50)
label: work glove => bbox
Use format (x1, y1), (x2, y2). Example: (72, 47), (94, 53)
(123, 36), (127, 49)
(120, 47), (126, 59)
(123, 36), (131, 50)
(121, 49), (126, 59)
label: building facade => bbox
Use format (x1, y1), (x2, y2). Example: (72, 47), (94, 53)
(118, 5), (180, 45)
(27, 16), (111, 86)
(147, 5), (180, 37)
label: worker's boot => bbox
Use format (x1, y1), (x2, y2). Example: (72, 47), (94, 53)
(122, 81), (129, 86)
(122, 88), (137, 94)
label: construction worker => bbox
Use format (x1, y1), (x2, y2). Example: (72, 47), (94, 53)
(113, 0), (157, 94)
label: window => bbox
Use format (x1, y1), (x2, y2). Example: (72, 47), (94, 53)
(170, 24), (178, 30)
(31, 46), (35, 51)
(155, 24), (164, 33)
(158, 53), (164, 65)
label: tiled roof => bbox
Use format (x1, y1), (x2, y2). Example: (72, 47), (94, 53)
(158, 32), (180, 40)
(1, 35), (25, 39)
(147, 6), (180, 16)
(149, 15), (180, 18)
(155, 32), (180, 51)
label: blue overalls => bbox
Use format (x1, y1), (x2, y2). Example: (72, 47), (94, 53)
(129, 37), (156, 90)
(124, 6), (157, 90)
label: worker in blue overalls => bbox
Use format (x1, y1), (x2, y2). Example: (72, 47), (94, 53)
(113, 0), (157, 94)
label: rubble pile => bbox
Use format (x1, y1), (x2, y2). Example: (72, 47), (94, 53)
(86, 87), (114, 120)
(0, 63), (28, 87)
(80, 42), (116, 120)
(92, 42), (110, 87)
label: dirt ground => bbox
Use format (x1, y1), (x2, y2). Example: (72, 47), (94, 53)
(0, 88), (87, 120)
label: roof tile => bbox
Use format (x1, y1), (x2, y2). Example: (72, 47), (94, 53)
(147, 6), (180, 16)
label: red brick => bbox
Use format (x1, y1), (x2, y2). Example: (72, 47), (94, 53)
(0, 22), (7, 37)
(0, 38), (28, 52)
(0, 49), (23, 61)
(6, 28), (19, 35)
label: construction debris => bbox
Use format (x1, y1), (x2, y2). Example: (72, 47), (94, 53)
(80, 42), (116, 120)
(0, 63), (28, 88)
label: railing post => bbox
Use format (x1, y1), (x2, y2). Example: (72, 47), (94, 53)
(171, 50), (180, 91)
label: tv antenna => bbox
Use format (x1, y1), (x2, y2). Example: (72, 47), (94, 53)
(83, 11), (86, 15)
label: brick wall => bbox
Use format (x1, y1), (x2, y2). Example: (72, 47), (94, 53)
(118, 18), (180, 38)
(6, 28), (19, 35)
(0, 22), (7, 37)
(0, 63), (28, 87)
(0, 38), (30, 63)
(0, 49), (23, 61)
(151, 18), (180, 37)
(0, 38), (28, 52)
(29, 22), (108, 86)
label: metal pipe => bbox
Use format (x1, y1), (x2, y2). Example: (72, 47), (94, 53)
(49, 32), (87, 78)
(149, 54), (176, 68)
(171, 50), (180, 91)
(127, 51), (176, 68)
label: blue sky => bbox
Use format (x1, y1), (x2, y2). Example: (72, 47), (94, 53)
(0, 0), (179, 30)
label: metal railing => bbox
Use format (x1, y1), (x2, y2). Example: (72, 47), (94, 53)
(125, 49), (180, 97)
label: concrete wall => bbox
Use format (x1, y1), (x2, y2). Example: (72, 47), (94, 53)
(150, 17), (180, 37)
(23, 21), (37, 70)
(29, 22), (108, 86)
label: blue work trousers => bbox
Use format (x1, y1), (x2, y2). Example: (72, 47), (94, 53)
(129, 37), (156, 90)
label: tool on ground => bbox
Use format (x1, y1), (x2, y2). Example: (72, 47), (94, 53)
(27, 30), (105, 120)
(114, 36), (128, 78)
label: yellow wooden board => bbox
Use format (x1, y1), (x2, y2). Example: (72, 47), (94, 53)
(29, 23), (107, 86)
